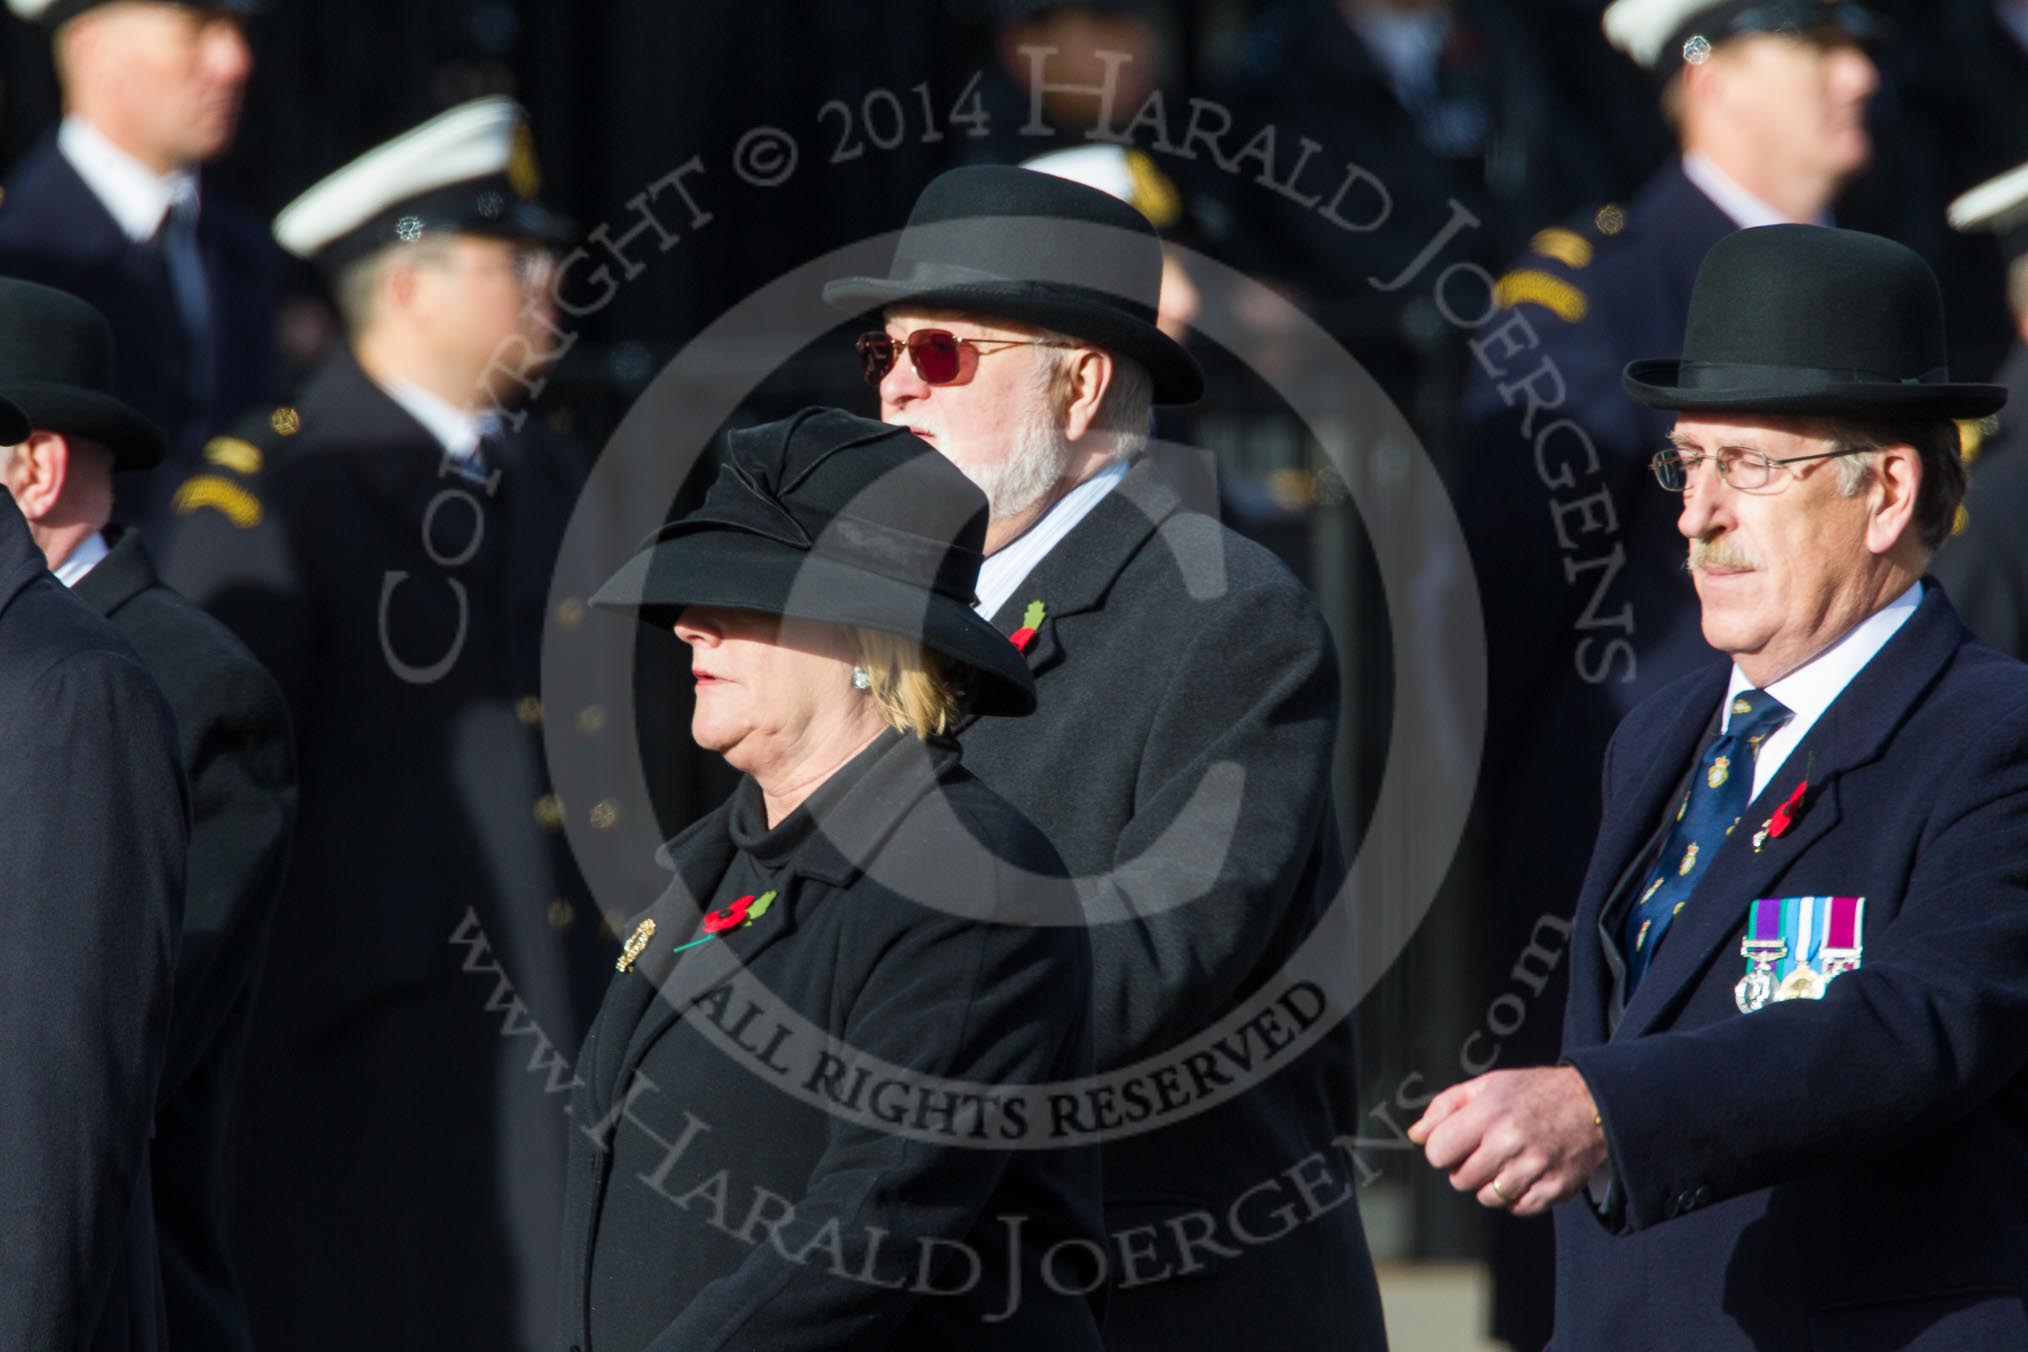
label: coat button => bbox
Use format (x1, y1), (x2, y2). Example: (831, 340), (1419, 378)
(1663, 1194), (1680, 1218)
(547, 900), (575, 931)
(534, 793), (565, 831)
(556, 597), (586, 629)
(577, 704), (606, 735)
(516, 695), (543, 726)
(1694, 1185), (1712, 1206)
(588, 799), (619, 830)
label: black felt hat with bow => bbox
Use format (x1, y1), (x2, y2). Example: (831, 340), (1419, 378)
(591, 407), (1036, 716)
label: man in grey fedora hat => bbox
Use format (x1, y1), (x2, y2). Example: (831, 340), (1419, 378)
(0, 276), (295, 1352)
(826, 165), (1386, 1350)
(1412, 224), (2028, 1349)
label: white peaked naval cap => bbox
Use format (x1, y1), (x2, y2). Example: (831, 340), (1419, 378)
(1602, 0), (1873, 76)
(273, 97), (571, 268)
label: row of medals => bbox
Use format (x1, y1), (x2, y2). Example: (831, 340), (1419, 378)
(1735, 940), (1860, 1012)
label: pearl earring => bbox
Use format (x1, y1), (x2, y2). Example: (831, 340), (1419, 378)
(851, 666), (871, 691)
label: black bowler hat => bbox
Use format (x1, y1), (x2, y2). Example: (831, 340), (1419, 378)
(274, 98), (572, 273)
(591, 408), (1037, 717)
(1623, 225), (2006, 420)
(824, 165), (1203, 404)
(0, 279), (164, 470)
(6, 0), (256, 25)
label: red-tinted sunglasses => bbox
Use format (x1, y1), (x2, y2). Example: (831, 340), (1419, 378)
(855, 328), (1072, 387)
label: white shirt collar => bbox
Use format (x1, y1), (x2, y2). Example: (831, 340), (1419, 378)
(376, 376), (491, 463)
(52, 529), (109, 587)
(1681, 151), (1830, 230)
(58, 116), (200, 244)
(1723, 579), (1922, 796)
(1350, 7), (1448, 106)
(973, 456), (1128, 621)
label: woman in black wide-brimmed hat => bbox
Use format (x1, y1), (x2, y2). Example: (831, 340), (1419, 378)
(556, 408), (1105, 1352)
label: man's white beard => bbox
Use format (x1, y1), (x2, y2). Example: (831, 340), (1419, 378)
(962, 413), (1075, 523)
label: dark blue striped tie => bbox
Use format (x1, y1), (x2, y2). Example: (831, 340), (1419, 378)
(1622, 689), (1792, 991)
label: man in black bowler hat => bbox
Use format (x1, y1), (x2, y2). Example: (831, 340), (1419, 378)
(0, 276), (294, 1352)
(0, 0), (277, 534)
(827, 165), (1387, 1350)
(160, 98), (600, 1352)
(1452, 9), (1881, 1336)
(1413, 225), (2028, 1349)
(0, 383), (189, 1347)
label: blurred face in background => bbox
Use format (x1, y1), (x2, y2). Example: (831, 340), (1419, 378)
(62, 2), (253, 173)
(412, 236), (559, 409)
(1708, 33), (1877, 189)
(997, 4), (1160, 134)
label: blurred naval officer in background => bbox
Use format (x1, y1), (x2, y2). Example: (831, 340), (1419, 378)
(0, 0), (279, 532)
(1933, 158), (2028, 657)
(0, 276), (294, 1352)
(160, 98), (601, 1352)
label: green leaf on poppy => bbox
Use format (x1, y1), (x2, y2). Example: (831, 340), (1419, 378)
(1022, 599), (1046, 629)
(744, 889), (778, 924)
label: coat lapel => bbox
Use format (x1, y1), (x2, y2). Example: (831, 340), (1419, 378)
(595, 731), (956, 1111)
(1614, 585), (1965, 1038)
(606, 870), (802, 1111)
(978, 454), (1183, 686)
(68, 527), (157, 618)
(1569, 669), (1724, 1037)
(0, 491), (49, 618)
(585, 806), (736, 1116)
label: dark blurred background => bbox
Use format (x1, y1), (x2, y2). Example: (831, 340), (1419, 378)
(7, 1), (2018, 1344)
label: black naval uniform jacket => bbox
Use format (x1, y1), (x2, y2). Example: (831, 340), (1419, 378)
(1930, 342), (2028, 658)
(561, 730), (1104, 1352)
(160, 349), (610, 1351)
(0, 497), (187, 1351)
(0, 136), (280, 527)
(958, 455), (1387, 1350)
(1554, 587), (2028, 1350)
(72, 524), (296, 1352)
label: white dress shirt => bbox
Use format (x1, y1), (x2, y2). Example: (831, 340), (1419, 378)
(1681, 152), (1831, 230)
(973, 457), (1128, 620)
(53, 530), (109, 587)
(1725, 580), (1923, 798)
(378, 375), (494, 473)
(58, 116), (200, 243)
